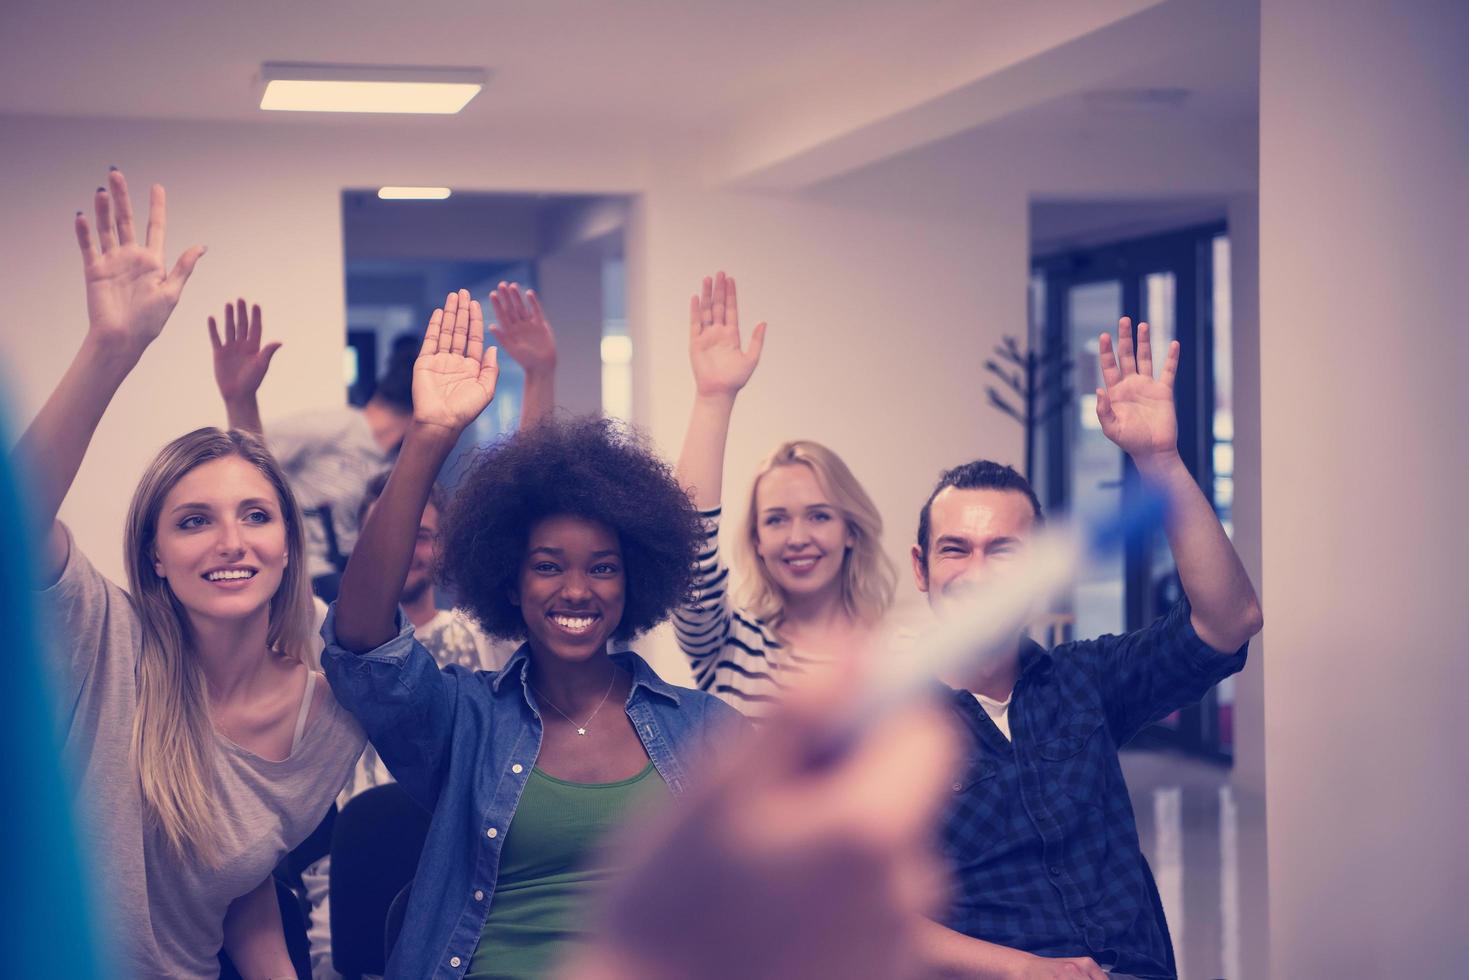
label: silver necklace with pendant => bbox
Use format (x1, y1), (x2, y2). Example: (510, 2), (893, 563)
(533, 669), (619, 736)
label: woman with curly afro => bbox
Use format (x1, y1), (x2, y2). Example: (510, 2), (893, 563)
(321, 289), (744, 980)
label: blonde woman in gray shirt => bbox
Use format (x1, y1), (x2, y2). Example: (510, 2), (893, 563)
(15, 168), (363, 978)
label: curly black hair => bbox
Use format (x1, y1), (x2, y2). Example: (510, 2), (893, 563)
(439, 415), (703, 642)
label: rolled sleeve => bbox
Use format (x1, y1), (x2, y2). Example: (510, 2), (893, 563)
(1078, 597), (1248, 745)
(320, 603), (458, 808)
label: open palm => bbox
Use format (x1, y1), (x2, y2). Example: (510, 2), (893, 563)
(209, 299), (281, 401)
(689, 271), (766, 398)
(1096, 317), (1180, 460)
(488, 282), (558, 374)
(413, 288), (499, 433)
(76, 170), (205, 351)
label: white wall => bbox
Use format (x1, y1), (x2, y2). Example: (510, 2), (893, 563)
(1259, 2), (1469, 976)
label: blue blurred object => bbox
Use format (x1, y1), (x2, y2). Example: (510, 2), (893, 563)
(0, 407), (108, 978)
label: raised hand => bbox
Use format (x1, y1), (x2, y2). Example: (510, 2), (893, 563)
(413, 288), (499, 434)
(688, 271), (766, 399)
(75, 168), (205, 355)
(488, 282), (558, 376)
(209, 299), (281, 403)
(1096, 317), (1180, 463)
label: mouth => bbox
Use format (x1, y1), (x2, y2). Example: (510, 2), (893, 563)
(546, 611), (601, 636)
(781, 553), (823, 573)
(202, 566), (259, 585)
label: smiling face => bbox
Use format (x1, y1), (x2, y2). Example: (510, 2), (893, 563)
(752, 463), (854, 603)
(150, 455), (289, 625)
(513, 514), (626, 664)
(912, 486), (1036, 615)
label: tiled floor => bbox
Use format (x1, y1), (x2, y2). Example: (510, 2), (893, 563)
(1122, 750), (1265, 980)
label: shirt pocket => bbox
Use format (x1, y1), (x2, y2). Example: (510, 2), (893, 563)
(1034, 709), (1109, 813)
(940, 760), (1010, 864)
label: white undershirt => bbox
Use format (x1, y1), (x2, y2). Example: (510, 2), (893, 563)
(972, 691), (1013, 741)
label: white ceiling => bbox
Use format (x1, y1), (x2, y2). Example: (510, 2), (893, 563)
(0, 0), (1257, 189)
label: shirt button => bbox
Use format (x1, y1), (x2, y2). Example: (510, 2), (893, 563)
(951, 782), (964, 792)
(474, 890), (485, 901)
(450, 956), (462, 967)
(512, 764), (523, 774)
(486, 828), (498, 839)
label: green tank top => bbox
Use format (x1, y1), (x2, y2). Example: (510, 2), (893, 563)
(465, 761), (669, 980)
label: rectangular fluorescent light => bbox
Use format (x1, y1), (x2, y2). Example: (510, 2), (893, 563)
(260, 63), (486, 114)
(378, 186), (452, 200)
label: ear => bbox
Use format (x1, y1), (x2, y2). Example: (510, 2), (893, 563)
(152, 550), (166, 578)
(910, 544), (930, 594)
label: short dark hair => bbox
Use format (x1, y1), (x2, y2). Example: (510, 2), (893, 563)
(439, 415), (703, 642)
(915, 460), (1044, 568)
(368, 347), (416, 415)
(356, 469), (446, 530)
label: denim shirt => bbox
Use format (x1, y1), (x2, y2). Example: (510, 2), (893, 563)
(320, 606), (746, 980)
(936, 598), (1248, 980)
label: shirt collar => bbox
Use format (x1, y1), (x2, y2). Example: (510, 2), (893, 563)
(490, 642), (682, 706)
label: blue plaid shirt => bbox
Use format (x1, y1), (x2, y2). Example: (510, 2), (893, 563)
(936, 598), (1247, 980)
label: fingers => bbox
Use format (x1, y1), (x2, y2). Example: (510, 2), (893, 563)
(1094, 387), (1116, 431)
(467, 299), (485, 363)
(1136, 320), (1154, 377)
(727, 275), (739, 330)
(1116, 317), (1136, 375)
(74, 211), (97, 266)
(699, 275), (713, 326)
(236, 299), (249, 346)
(109, 169), (137, 246)
(747, 321), (767, 365)
(1160, 339), (1181, 390)
(449, 288), (471, 355)
(508, 283), (528, 323)
(1097, 333), (1123, 389)
(145, 183), (166, 254)
(166, 245), (206, 292)
(208, 316), (223, 351)
(688, 294), (702, 339)
(478, 345), (500, 392)
(249, 302), (262, 348)
(711, 271), (727, 329)
(224, 301), (237, 344)
(526, 289), (549, 330)
(421, 307), (445, 357)
(489, 287), (510, 329)
(94, 186), (117, 253)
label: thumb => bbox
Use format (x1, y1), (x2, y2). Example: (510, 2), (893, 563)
(168, 244), (207, 290)
(746, 321), (767, 364)
(260, 342), (283, 367)
(1094, 387), (1115, 428)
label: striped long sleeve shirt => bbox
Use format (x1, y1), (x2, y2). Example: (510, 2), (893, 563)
(673, 508), (835, 718)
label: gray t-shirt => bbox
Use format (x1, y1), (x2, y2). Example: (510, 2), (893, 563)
(42, 527), (365, 978)
(267, 407), (390, 580)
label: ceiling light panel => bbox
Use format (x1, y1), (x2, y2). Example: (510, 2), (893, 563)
(260, 63), (487, 114)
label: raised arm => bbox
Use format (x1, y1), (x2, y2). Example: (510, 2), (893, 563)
(488, 281), (558, 429)
(674, 272), (766, 509)
(208, 298), (281, 436)
(1096, 317), (1263, 652)
(12, 168), (205, 583)
(333, 289), (499, 652)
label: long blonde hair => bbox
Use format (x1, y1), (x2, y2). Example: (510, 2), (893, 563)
(124, 427), (314, 865)
(735, 440), (896, 630)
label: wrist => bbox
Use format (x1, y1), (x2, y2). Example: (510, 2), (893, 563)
(524, 362), (557, 383)
(1132, 448), (1186, 481)
(406, 419), (464, 453)
(693, 390), (739, 411)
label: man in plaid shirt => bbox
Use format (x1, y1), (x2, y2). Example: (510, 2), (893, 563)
(913, 319), (1263, 980)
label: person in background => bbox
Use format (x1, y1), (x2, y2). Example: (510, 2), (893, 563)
(914, 320), (1264, 980)
(16, 167), (364, 978)
(673, 271), (896, 717)
(210, 280), (559, 601)
(323, 289), (744, 979)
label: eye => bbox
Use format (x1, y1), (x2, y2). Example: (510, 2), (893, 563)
(177, 515), (207, 530)
(244, 509), (273, 525)
(810, 511), (832, 522)
(533, 561), (560, 574)
(591, 561), (621, 576)
(939, 544), (965, 556)
(763, 515), (786, 527)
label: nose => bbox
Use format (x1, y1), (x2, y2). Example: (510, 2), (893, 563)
(787, 519), (813, 548)
(214, 521), (245, 558)
(560, 569), (592, 603)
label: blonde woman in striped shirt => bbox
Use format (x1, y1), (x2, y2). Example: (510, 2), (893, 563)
(673, 272), (896, 717)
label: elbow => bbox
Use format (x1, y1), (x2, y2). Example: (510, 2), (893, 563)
(1242, 597), (1264, 640)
